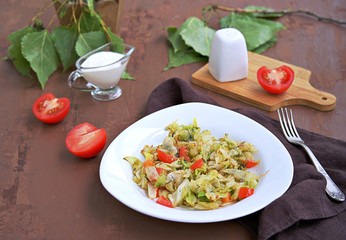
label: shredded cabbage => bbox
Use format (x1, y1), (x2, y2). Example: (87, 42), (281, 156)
(123, 119), (260, 209)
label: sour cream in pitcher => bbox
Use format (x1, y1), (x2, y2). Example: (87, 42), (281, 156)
(80, 51), (127, 89)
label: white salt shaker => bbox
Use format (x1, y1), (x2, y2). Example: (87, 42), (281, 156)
(208, 28), (248, 82)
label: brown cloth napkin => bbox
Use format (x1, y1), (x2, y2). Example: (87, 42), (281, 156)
(145, 78), (346, 240)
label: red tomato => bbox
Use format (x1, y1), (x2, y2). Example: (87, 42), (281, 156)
(179, 146), (190, 161)
(190, 158), (204, 170)
(156, 196), (173, 208)
(238, 187), (254, 200)
(157, 149), (175, 163)
(244, 159), (258, 168)
(32, 92), (70, 124)
(221, 192), (232, 203)
(257, 65), (294, 94)
(65, 122), (107, 158)
(143, 159), (155, 168)
(156, 167), (165, 175)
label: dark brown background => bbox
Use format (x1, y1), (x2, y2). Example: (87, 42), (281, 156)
(0, 0), (345, 239)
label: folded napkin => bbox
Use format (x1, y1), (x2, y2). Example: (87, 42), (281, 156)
(145, 78), (346, 240)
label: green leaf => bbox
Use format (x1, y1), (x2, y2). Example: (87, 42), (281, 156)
(79, 10), (102, 33)
(180, 17), (215, 57)
(220, 13), (284, 51)
(21, 30), (59, 89)
(57, 2), (69, 19)
(75, 31), (107, 57)
(121, 71), (135, 80)
(164, 47), (207, 71)
(244, 6), (284, 18)
(52, 25), (79, 71)
(86, 0), (96, 15)
(167, 27), (189, 53)
(104, 27), (134, 79)
(7, 26), (34, 77)
(252, 38), (277, 53)
(105, 27), (125, 52)
(165, 18), (211, 70)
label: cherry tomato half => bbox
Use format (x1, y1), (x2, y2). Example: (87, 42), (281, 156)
(257, 65), (294, 94)
(65, 122), (107, 158)
(32, 93), (70, 124)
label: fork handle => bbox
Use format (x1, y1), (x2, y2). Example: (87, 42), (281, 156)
(301, 144), (345, 202)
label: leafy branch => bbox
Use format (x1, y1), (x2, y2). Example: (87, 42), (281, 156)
(6, 0), (130, 89)
(206, 4), (346, 26)
(164, 5), (345, 71)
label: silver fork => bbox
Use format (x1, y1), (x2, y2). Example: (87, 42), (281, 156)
(277, 108), (345, 202)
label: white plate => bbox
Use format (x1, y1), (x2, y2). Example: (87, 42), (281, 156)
(99, 103), (293, 223)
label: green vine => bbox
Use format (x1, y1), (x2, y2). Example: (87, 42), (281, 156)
(207, 5), (346, 26)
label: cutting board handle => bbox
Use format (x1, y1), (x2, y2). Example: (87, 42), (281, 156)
(275, 81), (336, 111)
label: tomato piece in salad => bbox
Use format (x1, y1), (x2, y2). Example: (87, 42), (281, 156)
(156, 167), (165, 175)
(238, 187), (254, 200)
(179, 146), (190, 161)
(157, 149), (175, 163)
(65, 122), (106, 158)
(143, 159), (155, 168)
(156, 196), (173, 208)
(190, 158), (204, 170)
(32, 92), (70, 124)
(244, 159), (258, 168)
(221, 192), (232, 203)
(257, 65), (294, 94)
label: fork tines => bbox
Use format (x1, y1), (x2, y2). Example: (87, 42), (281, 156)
(277, 108), (301, 141)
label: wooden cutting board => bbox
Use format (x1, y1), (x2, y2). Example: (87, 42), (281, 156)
(191, 52), (336, 111)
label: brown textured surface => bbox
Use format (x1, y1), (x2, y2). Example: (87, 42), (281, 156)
(0, 0), (345, 239)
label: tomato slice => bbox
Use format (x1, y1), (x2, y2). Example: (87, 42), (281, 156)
(143, 159), (155, 168)
(238, 187), (254, 200)
(157, 149), (175, 163)
(221, 192), (232, 203)
(156, 167), (165, 175)
(65, 122), (107, 158)
(190, 158), (204, 170)
(257, 65), (294, 94)
(179, 146), (190, 161)
(244, 159), (258, 168)
(156, 196), (173, 208)
(32, 92), (70, 124)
